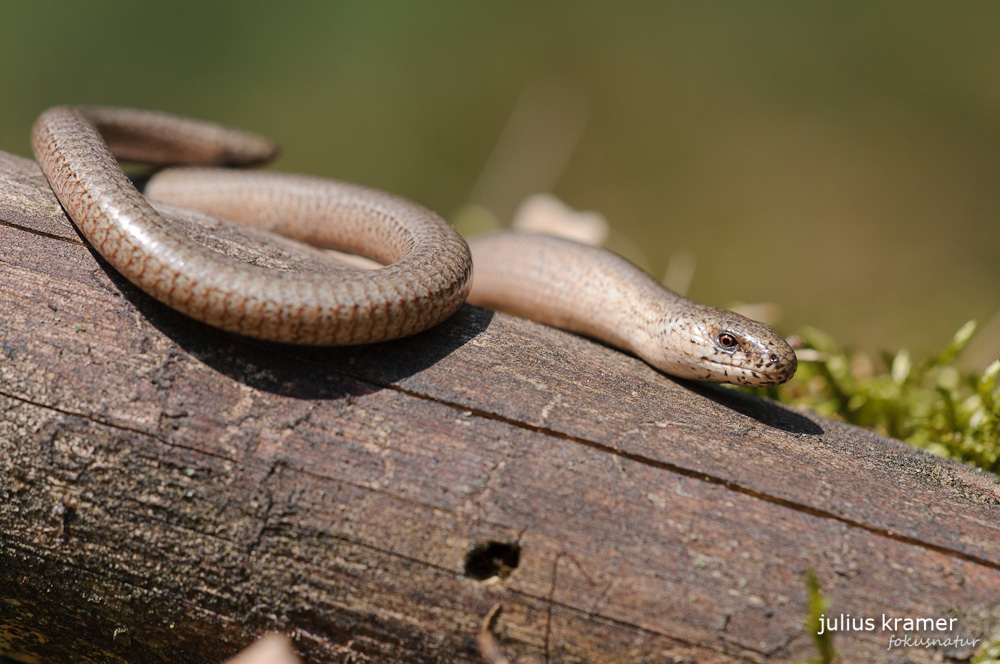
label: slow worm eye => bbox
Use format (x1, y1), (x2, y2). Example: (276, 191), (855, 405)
(718, 333), (738, 349)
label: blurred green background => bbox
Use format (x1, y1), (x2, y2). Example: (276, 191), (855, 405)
(2, 1), (998, 367)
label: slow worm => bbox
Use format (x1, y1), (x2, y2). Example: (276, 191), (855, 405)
(32, 106), (797, 386)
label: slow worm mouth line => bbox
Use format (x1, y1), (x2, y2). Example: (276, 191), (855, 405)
(32, 105), (797, 386)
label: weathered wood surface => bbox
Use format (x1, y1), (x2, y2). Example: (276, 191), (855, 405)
(0, 149), (998, 664)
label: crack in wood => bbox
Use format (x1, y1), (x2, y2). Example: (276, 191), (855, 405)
(0, 215), (84, 245)
(366, 379), (1000, 573)
(6, 352), (999, 577)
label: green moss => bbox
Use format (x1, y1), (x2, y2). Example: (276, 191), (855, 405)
(748, 321), (1000, 475)
(795, 570), (837, 664)
(973, 638), (1000, 663)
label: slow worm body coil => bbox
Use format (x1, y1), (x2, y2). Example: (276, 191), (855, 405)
(32, 106), (797, 386)
(32, 106), (472, 345)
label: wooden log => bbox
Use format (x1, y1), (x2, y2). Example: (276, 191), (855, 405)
(0, 149), (998, 663)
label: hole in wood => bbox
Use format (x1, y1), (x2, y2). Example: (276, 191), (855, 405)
(464, 541), (521, 581)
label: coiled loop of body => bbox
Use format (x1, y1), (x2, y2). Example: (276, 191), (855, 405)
(32, 105), (472, 345)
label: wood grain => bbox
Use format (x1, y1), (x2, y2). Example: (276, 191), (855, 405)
(0, 150), (998, 663)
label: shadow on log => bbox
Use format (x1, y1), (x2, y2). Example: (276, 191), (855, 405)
(0, 150), (998, 663)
